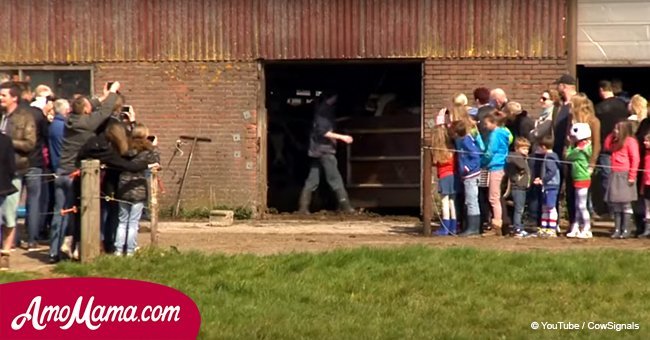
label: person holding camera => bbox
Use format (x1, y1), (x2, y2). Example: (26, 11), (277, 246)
(115, 123), (160, 256)
(48, 82), (121, 263)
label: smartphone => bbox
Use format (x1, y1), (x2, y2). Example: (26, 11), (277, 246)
(147, 135), (157, 142)
(122, 105), (132, 112)
(107, 81), (114, 89)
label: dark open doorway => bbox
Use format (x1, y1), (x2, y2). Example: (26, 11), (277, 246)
(576, 65), (650, 215)
(265, 61), (422, 214)
(577, 65), (650, 103)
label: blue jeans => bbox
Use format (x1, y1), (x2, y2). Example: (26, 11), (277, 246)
(512, 189), (526, 230)
(115, 202), (144, 255)
(49, 171), (74, 258)
(544, 188), (559, 208)
(24, 167), (43, 244)
(463, 177), (480, 216)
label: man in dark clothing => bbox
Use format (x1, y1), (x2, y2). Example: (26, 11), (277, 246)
(16, 83), (50, 251)
(595, 80), (629, 208)
(298, 93), (355, 214)
(49, 99), (70, 172)
(473, 87), (493, 143)
(48, 82), (120, 263)
(612, 79), (631, 106)
(553, 74), (578, 229)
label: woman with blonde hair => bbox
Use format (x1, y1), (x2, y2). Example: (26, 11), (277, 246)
(570, 93), (601, 170)
(629, 94), (648, 122)
(435, 93), (474, 128)
(632, 94), (650, 236)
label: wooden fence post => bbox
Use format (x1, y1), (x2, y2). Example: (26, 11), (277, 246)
(81, 159), (101, 263)
(422, 140), (432, 236)
(149, 169), (159, 246)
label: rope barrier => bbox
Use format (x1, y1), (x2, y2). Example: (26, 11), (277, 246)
(424, 146), (645, 173)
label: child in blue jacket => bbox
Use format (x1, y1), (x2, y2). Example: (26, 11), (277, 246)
(481, 112), (513, 236)
(452, 119), (483, 236)
(533, 135), (561, 237)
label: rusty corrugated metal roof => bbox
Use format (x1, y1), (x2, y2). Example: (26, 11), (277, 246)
(0, 0), (567, 64)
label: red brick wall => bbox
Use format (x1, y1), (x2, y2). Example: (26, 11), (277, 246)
(423, 58), (568, 136)
(94, 62), (261, 212)
(92, 59), (568, 215)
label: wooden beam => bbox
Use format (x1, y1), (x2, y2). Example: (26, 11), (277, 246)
(149, 169), (160, 247)
(81, 159), (101, 263)
(422, 140), (432, 236)
(567, 0), (578, 77)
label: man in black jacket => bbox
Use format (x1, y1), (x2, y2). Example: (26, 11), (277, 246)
(595, 80), (628, 208)
(16, 82), (50, 251)
(297, 93), (355, 214)
(48, 82), (121, 263)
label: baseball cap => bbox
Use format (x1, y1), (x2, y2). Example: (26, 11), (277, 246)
(553, 74), (576, 85)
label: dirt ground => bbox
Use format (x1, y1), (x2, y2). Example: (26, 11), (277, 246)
(8, 217), (650, 274)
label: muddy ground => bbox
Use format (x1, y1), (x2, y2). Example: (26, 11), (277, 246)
(8, 216), (650, 275)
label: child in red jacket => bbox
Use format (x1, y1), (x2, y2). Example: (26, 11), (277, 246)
(604, 121), (640, 239)
(432, 125), (456, 236)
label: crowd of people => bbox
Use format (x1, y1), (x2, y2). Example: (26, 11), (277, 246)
(0, 79), (160, 271)
(432, 74), (649, 239)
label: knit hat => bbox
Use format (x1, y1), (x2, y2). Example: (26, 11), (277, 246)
(570, 122), (591, 141)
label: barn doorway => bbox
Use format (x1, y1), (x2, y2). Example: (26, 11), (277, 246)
(264, 61), (423, 214)
(576, 65), (650, 103)
(576, 65), (650, 215)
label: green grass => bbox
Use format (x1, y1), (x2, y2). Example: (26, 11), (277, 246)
(27, 247), (643, 339)
(0, 272), (39, 284)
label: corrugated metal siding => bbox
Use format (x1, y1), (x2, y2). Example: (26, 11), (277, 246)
(0, 0), (567, 64)
(577, 0), (650, 65)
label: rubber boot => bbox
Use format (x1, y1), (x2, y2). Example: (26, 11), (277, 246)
(620, 213), (635, 239)
(449, 219), (458, 235)
(335, 189), (355, 214)
(297, 190), (311, 214)
(639, 222), (650, 239)
(460, 215), (480, 237)
(436, 220), (450, 236)
(489, 219), (503, 237)
(611, 213), (622, 239)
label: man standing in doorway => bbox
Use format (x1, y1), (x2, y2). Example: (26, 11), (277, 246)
(298, 92), (355, 214)
(595, 80), (629, 214)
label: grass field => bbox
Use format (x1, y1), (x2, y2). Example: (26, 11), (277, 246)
(2, 246), (650, 339)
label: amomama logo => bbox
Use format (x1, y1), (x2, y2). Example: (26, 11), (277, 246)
(0, 278), (200, 339)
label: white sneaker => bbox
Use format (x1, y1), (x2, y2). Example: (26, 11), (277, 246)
(566, 225), (580, 238)
(60, 236), (73, 258)
(577, 230), (593, 239)
(72, 243), (80, 261)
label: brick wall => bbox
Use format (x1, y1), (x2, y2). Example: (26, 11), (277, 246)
(94, 62), (261, 212)
(91, 58), (568, 215)
(423, 58), (568, 136)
